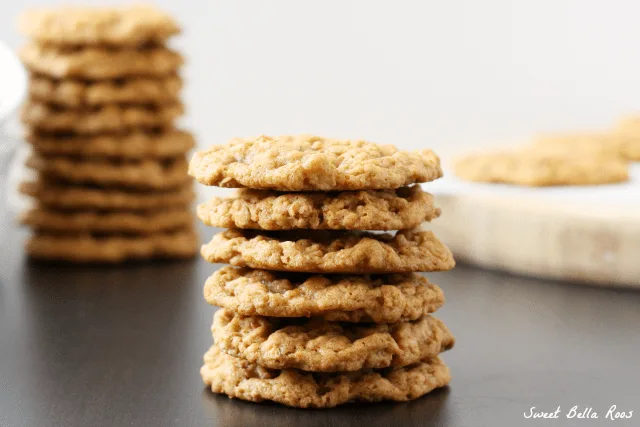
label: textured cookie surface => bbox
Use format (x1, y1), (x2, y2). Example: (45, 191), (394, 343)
(202, 229), (454, 273)
(201, 345), (450, 408)
(213, 309), (454, 372)
(27, 229), (198, 262)
(198, 186), (439, 231)
(204, 267), (444, 323)
(26, 129), (194, 159)
(21, 207), (193, 234)
(18, 5), (180, 46)
(454, 150), (629, 186)
(20, 44), (183, 79)
(20, 180), (194, 211)
(189, 135), (442, 191)
(26, 155), (190, 190)
(22, 100), (183, 134)
(29, 74), (181, 107)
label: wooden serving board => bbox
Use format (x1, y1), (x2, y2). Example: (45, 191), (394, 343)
(426, 164), (640, 288)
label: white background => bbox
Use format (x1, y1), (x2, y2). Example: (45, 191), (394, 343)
(2, 0), (640, 163)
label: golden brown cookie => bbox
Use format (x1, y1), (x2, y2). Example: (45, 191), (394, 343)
(26, 228), (198, 262)
(201, 345), (450, 408)
(623, 141), (640, 161)
(197, 186), (439, 231)
(26, 154), (190, 190)
(212, 309), (454, 372)
(19, 44), (183, 79)
(26, 129), (194, 159)
(454, 150), (629, 186)
(204, 267), (444, 323)
(201, 229), (455, 273)
(189, 135), (442, 191)
(615, 116), (640, 161)
(18, 5), (180, 46)
(28, 74), (182, 107)
(20, 180), (194, 211)
(22, 100), (183, 134)
(21, 207), (193, 234)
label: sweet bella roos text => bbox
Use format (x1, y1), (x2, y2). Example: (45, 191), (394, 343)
(524, 406), (633, 421)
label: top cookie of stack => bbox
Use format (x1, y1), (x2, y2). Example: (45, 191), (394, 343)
(191, 135), (456, 408)
(17, 5), (197, 262)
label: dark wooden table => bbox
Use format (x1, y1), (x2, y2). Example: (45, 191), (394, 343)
(1, 220), (639, 427)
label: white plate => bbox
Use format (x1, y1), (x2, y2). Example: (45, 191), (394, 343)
(428, 164), (640, 287)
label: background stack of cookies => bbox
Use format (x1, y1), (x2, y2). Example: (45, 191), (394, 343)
(16, 5), (197, 262)
(190, 135), (456, 408)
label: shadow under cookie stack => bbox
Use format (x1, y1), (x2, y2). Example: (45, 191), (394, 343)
(16, 5), (197, 262)
(190, 135), (456, 408)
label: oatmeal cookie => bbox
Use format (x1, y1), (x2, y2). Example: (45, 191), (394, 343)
(26, 154), (190, 190)
(26, 228), (198, 262)
(201, 229), (455, 273)
(197, 186), (439, 231)
(20, 180), (194, 211)
(204, 267), (444, 323)
(616, 116), (640, 161)
(454, 150), (629, 186)
(212, 309), (454, 372)
(22, 100), (183, 134)
(18, 5), (180, 46)
(20, 44), (183, 79)
(26, 129), (194, 159)
(189, 135), (442, 191)
(28, 74), (181, 107)
(201, 345), (450, 408)
(21, 207), (193, 234)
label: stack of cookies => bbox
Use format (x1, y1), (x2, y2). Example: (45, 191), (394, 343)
(190, 135), (456, 408)
(16, 5), (197, 262)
